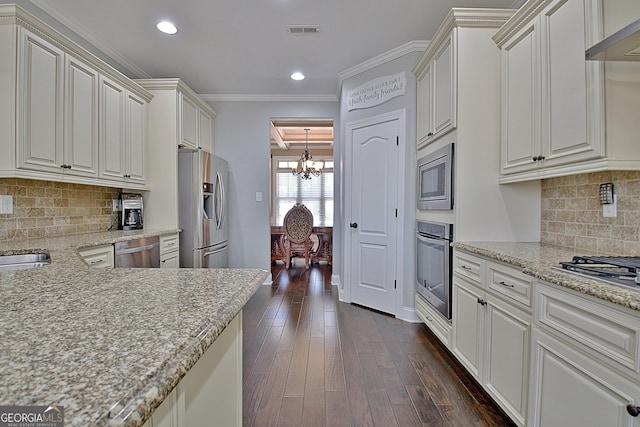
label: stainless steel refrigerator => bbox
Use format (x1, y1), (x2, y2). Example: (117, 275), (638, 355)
(178, 149), (229, 268)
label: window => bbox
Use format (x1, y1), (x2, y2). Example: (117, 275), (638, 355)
(273, 160), (333, 226)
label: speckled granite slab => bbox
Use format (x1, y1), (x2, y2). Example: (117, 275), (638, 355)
(452, 242), (640, 312)
(0, 231), (268, 426)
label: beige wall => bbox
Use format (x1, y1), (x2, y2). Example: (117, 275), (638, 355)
(541, 171), (640, 255)
(0, 179), (119, 242)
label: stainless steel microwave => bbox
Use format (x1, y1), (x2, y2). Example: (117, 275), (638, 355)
(417, 143), (454, 210)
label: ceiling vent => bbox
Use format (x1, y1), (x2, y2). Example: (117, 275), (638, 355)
(287, 25), (320, 35)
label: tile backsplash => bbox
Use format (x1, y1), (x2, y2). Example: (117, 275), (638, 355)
(541, 171), (640, 255)
(0, 179), (119, 242)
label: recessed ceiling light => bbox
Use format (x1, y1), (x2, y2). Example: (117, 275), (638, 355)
(156, 21), (178, 35)
(291, 72), (305, 81)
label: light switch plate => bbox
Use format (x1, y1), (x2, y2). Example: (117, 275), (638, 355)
(256, 192), (263, 202)
(0, 195), (13, 214)
(112, 199), (122, 212)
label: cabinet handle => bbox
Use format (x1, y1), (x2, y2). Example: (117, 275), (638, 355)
(427, 132), (433, 137)
(477, 298), (487, 306)
(499, 281), (515, 288)
(627, 404), (640, 417)
(461, 265), (472, 271)
(90, 259), (104, 265)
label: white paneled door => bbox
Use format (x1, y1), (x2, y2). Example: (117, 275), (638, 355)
(347, 115), (399, 315)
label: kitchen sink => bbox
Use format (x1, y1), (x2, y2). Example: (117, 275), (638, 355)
(0, 253), (51, 272)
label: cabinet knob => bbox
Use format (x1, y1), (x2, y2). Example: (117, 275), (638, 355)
(350, 222), (358, 229)
(427, 132), (433, 137)
(476, 298), (487, 306)
(627, 404), (640, 417)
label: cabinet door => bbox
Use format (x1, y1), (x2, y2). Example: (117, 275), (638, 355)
(198, 108), (213, 153)
(529, 328), (640, 427)
(17, 29), (64, 172)
(539, 0), (603, 167)
(65, 56), (99, 177)
(432, 32), (456, 140)
(160, 251), (179, 268)
(180, 93), (198, 149)
(501, 21), (539, 174)
(126, 92), (146, 184)
(416, 64), (433, 146)
(485, 297), (531, 426)
(452, 279), (484, 380)
(100, 75), (126, 180)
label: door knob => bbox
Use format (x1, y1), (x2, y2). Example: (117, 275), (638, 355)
(350, 222), (358, 229)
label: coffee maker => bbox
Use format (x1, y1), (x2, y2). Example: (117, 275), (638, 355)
(119, 193), (144, 230)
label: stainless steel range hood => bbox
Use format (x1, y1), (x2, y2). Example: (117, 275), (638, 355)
(586, 17), (640, 61)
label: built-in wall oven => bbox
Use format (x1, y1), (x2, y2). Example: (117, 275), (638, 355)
(416, 220), (453, 320)
(417, 143), (454, 210)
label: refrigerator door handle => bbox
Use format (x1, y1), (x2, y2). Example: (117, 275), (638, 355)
(215, 171), (225, 231)
(203, 246), (228, 257)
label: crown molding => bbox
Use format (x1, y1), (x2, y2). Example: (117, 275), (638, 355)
(198, 94), (338, 102)
(28, 0), (151, 79)
(337, 40), (429, 95)
(493, 0), (552, 47)
(413, 8), (515, 76)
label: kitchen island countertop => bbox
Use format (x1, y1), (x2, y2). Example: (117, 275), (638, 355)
(453, 241), (640, 312)
(0, 230), (268, 426)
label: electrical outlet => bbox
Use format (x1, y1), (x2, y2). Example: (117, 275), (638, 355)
(603, 194), (617, 218)
(256, 192), (263, 202)
(0, 195), (13, 214)
(112, 199), (122, 212)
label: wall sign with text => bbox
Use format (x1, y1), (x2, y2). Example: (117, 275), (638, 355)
(347, 72), (407, 111)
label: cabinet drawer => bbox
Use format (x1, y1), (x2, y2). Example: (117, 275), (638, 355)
(78, 244), (114, 268)
(415, 294), (451, 348)
(453, 252), (483, 285)
(536, 283), (640, 375)
(160, 233), (179, 255)
(487, 261), (533, 309)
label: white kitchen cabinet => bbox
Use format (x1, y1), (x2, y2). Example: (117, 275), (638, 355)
(144, 313), (243, 427)
(529, 328), (640, 427)
(452, 251), (532, 426)
(180, 93), (198, 149)
(178, 89), (215, 152)
(0, 5), (152, 189)
(529, 279), (640, 426)
(415, 293), (451, 347)
(100, 75), (147, 186)
(78, 244), (114, 268)
(17, 28), (64, 173)
(198, 108), (214, 153)
(415, 30), (456, 147)
(134, 79), (217, 230)
(65, 55), (99, 177)
(160, 233), (179, 268)
(493, 0), (640, 183)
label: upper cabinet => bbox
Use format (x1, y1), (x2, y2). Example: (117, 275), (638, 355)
(178, 88), (215, 152)
(414, 30), (457, 147)
(0, 5), (152, 189)
(494, 0), (640, 183)
(134, 78), (217, 229)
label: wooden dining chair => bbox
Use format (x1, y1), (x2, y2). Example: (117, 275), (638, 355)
(281, 204), (314, 269)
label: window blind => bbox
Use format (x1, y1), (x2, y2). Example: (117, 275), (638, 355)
(274, 166), (333, 226)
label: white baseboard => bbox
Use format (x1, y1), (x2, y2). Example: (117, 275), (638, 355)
(398, 306), (421, 323)
(262, 273), (273, 286)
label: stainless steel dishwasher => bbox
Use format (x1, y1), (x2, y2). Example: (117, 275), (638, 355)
(114, 236), (160, 268)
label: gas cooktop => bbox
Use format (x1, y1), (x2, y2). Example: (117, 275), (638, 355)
(556, 255), (640, 288)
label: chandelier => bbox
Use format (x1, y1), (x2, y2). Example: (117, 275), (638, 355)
(291, 128), (323, 180)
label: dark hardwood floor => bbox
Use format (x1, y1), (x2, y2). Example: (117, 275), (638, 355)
(242, 263), (515, 427)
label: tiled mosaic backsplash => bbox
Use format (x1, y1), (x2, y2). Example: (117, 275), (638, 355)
(541, 171), (640, 255)
(0, 179), (119, 242)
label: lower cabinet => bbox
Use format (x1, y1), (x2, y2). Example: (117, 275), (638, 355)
(144, 312), (243, 426)
(78, 244), (114, 268)
(529, 328), (640, 427)
(160, 233), (179, 268)
(452, 275), (531, 426)
(415, 293), (451, 347)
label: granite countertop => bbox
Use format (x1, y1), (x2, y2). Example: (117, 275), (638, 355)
(0, 230), (269, 426)
(452, 242), (640, 312)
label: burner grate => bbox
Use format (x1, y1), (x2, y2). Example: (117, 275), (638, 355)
(570, 255), (640, 269)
